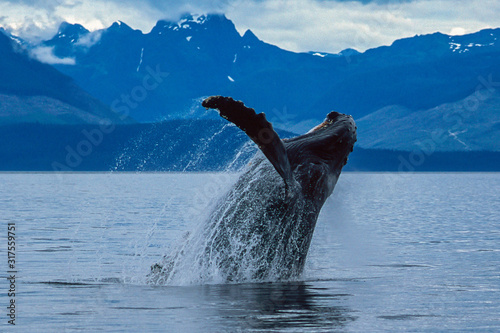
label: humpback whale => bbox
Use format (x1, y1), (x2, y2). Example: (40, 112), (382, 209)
(149, 96), (356, 284)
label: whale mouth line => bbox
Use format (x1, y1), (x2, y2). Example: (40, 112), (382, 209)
(308, 120), (331, 133)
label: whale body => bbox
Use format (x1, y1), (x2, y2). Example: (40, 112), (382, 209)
(149, 96), (357, 284)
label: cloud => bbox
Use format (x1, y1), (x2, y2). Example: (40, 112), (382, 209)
(30, 46), (76, 65)
(0, 0), (228, 39)
(74, 30), (102, 48)
(0, 0), (499, 53)
(225, 0), (500, 52)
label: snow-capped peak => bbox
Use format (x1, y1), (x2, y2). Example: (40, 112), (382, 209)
(161, 14), (209, 32)
(178, 14), (207, 25)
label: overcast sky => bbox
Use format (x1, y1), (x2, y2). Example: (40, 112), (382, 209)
(1, 0), (499, 53)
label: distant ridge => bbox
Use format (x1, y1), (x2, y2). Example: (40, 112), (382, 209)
(1, 121), (498, 172)
(0, 30), (133, 124)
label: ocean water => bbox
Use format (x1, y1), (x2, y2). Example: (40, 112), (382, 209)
(1, 172), (499, 332)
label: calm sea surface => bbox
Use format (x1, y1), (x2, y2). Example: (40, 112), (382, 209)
(1, 172), (499, 332)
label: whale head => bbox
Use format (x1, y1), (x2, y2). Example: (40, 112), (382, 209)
(286, 112), (356, 171)
(284, 112), (357, 201)
(201, 96), (356, 203)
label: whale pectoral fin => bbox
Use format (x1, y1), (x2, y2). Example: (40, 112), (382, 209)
(202, 95), (294, 187)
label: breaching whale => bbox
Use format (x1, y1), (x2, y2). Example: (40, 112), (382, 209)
(149, 96), (357, 284)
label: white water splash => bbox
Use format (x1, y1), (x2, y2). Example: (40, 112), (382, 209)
(148, 155), (318, 286)
(182, 123), (232, 172)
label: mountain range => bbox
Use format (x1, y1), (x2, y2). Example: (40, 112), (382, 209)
(0, 14), (499, 172)
(0, 30), (132, 125)
(36, 14), (500, 151)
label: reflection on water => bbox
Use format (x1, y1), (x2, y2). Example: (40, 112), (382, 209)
(24, 279), (356, 332)
(203, 281), (356, 331)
